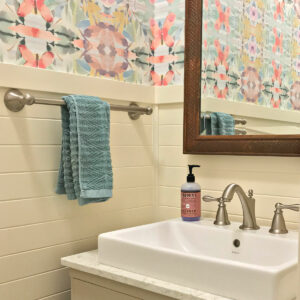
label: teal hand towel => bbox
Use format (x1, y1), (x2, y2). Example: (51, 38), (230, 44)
(206, 112), (235, 135)
(56, 95), (113, 205)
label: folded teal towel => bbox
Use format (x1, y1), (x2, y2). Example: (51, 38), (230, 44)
(205, 112), (235, 135)
(56, 95), (113, 205)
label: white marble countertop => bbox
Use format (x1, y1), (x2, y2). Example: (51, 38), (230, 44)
(61, 250), (231, 300)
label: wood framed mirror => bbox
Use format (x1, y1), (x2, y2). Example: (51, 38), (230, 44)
(184, 0), (300, 156)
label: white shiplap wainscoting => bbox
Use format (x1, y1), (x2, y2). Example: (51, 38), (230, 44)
(0, 65), (299, 300)
(0, 82), (154, 300)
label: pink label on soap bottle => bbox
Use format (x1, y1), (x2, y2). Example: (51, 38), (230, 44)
(181, 191), (201, 218)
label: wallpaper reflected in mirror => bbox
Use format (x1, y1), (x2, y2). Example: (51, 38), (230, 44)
(200, 0), (300, 136)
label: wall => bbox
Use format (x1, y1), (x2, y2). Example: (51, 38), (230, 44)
(2, 0), (299, 113)
(202, 0), (300, 111)
(0, 0), (185, 86)
(0, 86), (154, 300)
(0, 0), (154, 84)
(150, 0), (185, 86)
(0, 82), (299, 299)
(157, 102), (300, 230)
(0, 1), (299, 298)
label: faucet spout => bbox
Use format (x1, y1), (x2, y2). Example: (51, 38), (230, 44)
(222, 184), (260, 230)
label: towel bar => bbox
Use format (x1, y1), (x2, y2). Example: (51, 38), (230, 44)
(201, 113), (247, 125)
(4, 89), (153, 120)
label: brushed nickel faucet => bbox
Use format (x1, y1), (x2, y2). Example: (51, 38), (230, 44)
(203, 183), (260, 230)
(269, 203), (300, 234)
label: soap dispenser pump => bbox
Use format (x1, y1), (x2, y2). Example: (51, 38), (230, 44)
(181, 165), (201, 221)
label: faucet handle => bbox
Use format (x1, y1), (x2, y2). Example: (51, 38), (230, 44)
(203, 196), (230, 203)
(269, 203), (300, 234)
(277, 203), (300, 212)
(202, 195), (230, 226)
(203, 196), (222, 202)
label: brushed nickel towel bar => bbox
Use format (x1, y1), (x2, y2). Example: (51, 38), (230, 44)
(201, 112), (247, 125)
(4, 89), (153, 120)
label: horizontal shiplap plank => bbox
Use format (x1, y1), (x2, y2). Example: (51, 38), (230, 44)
(0, 206), (152, 257)
(0, 268), (70, 300)
(0, 145), (153, 173)
(0, 144), (153, 175)
(159, 104), (183, 125)
(0, 171), (57, 201)
(159, 146), (300, 173)
(159, 186), (300, 223)
(113, 186), (153, 210)
(111, 146), (154, 167)
(0, 118), (152, 146)
(114, 167), (154, 189)
(111, 124), (153, 146)
(0, 146), (60, 173)
(39, 290), (70, 300)
(159, 166), (300, 198)
(159, 125), (183, 146)
(0, 187), (153, 229)
(0, 238), (96, 284)
(0, 117), (61, 145)
(0, 166), (153, 201)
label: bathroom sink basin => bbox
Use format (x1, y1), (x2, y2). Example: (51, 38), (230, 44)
(98, 219), (298, 300)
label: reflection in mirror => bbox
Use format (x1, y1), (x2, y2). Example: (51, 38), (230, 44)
(200, 112), (247, 136)
(199, 1), (300, 136)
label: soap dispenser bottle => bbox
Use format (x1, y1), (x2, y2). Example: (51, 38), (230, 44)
(181, 165), (201, 221)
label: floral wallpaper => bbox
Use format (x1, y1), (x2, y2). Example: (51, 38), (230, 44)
(0, 0), (299, 110)
(202, 0), (300, 110)
(150, 0), (185, 85)
(0, 0), (185, 85)
(0, 0), (155, 84)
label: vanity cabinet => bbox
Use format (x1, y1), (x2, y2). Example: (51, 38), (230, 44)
(69, 270), (174, 300)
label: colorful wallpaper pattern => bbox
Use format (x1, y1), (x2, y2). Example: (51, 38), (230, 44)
(0, 0), (185, 85)
(0, 0), (156, 84)
(0, 0), (299, 110)
(150, 0), (185, 85)
(202, 0), (300, 110)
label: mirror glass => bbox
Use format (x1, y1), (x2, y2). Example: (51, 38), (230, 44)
(200, 1), (300, 136)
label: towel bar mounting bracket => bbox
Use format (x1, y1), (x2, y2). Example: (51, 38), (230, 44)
(127, 103), (142, 120)
(4, 89), (34, 112)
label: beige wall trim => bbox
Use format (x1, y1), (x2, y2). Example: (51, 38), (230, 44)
(0, 63), (154, 104)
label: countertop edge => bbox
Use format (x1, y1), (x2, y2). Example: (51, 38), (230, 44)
(61, 250), (229, 300)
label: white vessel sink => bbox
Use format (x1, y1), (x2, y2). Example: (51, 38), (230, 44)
(98, 219), (298, 300)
